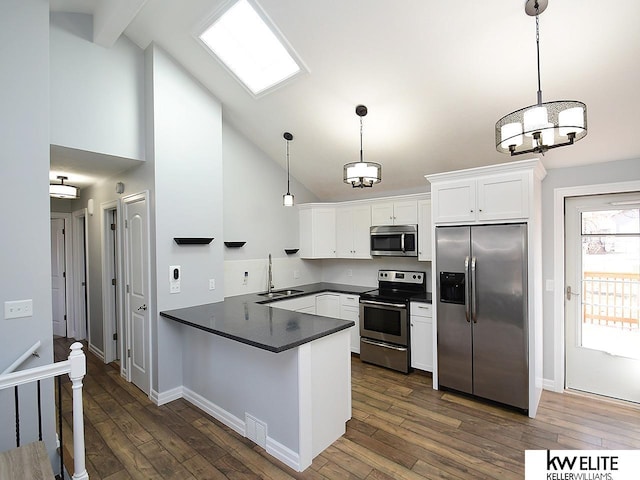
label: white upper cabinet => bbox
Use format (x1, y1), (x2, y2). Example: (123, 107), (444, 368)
(428, 159), (546, 225)
(336, 204), (371, 259)
(417, 199), (433, 261)
(371, 200), (418, 226)
(300, 206), (336, 258)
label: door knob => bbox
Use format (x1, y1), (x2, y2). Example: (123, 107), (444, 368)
(137, 304), (147, 311)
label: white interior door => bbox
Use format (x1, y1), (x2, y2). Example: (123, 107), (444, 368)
(51, 217), (67, 337)
(124, 193), (150, 395)
(565, 193), (640, 403)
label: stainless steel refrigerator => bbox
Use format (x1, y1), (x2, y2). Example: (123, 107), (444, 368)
(436, 224), (528, 410)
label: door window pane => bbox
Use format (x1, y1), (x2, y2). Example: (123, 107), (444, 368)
(580, 208), (640, 359)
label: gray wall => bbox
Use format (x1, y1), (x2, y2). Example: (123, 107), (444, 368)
(149, 44), (225, 394)
(0, 0), (56, 456)
(50, 12), (145, 160)
(541, 157), (640, 383)
(223, 123), (319, 261)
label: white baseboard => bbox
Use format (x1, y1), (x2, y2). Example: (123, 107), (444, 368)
(151, 386), (184, 406)
(88, 344), (104, 362)
(542, 377), (560, 392)
(182, 386), (303, 471)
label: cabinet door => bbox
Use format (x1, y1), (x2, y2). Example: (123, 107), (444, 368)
(335, 207), (354, 257)
(340, 305), (360, 354)
(393, 200), (418, 224)
(431, 180), (476, 224)
(301, 207), (336, 259)
(371, 203), (394, 226)
(417, 199), (432, 261)
(351, 204), (372, 258)
(477, 173), (528, 221)
(316, 294), (340, 317)
(410, 316), (433, 371)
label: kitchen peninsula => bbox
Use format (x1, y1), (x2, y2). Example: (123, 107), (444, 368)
(160, 283), (372, 472)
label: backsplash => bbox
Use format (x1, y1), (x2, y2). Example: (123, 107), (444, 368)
(224, 257), (322, 297)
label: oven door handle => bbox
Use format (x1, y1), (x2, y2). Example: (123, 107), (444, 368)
(360, 299), (407, 309)
(361, 338), (408, 351)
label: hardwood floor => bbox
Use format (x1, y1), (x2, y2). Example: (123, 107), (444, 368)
(54, 338), (640, 479)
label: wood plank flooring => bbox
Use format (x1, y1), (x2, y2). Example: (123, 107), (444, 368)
(54, 338), (640, 479)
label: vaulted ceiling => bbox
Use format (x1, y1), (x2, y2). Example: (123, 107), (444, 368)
(50, 0), (640, 201)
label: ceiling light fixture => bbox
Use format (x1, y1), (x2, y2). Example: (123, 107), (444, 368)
(50, 176), (79, 199)
(344, 105), (381, 188)
(495, 0), (587, 156)
(283, 131), (294, 206)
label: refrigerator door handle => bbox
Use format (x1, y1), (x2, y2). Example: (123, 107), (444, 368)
(464, 256), (471, 322)
(471, 256), (477, 323)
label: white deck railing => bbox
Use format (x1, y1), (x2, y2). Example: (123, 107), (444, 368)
(0, 342), (89, 480)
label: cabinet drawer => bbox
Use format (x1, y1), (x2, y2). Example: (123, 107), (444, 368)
(410, 302), (432, 318)
(340, 294), (360, 307)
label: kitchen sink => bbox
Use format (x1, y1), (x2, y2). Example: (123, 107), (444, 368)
(257, 289), (303, 298)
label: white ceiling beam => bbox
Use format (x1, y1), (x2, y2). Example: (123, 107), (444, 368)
(93, 0), (148, 48)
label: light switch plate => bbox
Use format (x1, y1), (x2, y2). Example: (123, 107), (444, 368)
(209, 278), (216, 290)
(5, 299), (33, 319)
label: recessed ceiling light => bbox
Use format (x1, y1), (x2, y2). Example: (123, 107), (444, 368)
(198, 0), (303, 96)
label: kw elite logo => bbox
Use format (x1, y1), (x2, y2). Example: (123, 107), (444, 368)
(525, 450), (640, 480)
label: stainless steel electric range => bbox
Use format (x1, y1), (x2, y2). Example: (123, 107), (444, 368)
(359, 270), (426, 373)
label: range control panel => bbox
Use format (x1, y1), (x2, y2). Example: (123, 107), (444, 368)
(378, 270), (425, 285)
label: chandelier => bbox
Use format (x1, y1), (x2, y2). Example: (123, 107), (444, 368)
(344, 105), (381, 188)
(495, 0), (587, 156)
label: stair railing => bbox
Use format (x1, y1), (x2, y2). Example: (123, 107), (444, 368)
(0, 342), (89, 480)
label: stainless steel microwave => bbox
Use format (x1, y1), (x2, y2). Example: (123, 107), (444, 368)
(370, 225), (418, 257)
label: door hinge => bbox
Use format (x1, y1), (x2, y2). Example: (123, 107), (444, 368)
(127, 349), (131, 358)
(125, 220), (128, 228)
(126, 284), (130, 293)
(62, 228), (65, 235)
(63, 271), (66, 278)
(110, 223), (116, 231)
(111, 278), (116, 286)
(113, 333), (118, 341)
(64, 314), (67, 320)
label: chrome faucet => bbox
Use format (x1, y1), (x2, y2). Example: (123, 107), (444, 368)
(267, 253), (274, 293)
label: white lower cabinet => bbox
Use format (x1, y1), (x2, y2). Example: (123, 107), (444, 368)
(339, 294), (360, 354)
(410, 302), (433, 372)
(316, 294), (340, 317)
(271, 292), (361, 354)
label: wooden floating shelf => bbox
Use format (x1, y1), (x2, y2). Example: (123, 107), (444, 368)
(174, 237), (214, 245)
(224, 241), (246, 248)
(284, 248), (299, 255)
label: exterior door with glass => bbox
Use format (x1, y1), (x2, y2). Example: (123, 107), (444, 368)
(565, 193), (640, 403)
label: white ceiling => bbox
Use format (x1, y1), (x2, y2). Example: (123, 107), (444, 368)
(50, 0), (640, 201)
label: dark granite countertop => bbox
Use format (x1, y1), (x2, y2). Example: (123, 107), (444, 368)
(410, 292), (432, 304)
(160, 282), (375, 353)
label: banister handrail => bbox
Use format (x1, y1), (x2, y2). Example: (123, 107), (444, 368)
(1, 340), (41, 375)
(0, 342), (89, 480)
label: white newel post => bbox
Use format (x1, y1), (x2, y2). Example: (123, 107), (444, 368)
(68, 342), (89, 480)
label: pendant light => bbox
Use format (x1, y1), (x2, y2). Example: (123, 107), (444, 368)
(50, 175), (79, 199)
(282, 132), (294, 206)
(495, 0), (587, 156)
(344, 105), (381, 188)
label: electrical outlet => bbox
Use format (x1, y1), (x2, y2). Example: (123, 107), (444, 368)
(4, 299), (33, 319)
(293, 270), (300, 279)
(209, 278), (216, 290)
(243, 271), (248, 285)
(347, 269), (353, 277)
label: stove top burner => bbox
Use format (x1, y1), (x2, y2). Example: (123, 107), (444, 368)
(360, 269), (427, 303)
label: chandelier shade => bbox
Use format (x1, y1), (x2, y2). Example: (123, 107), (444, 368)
(50, 176), (79, 199)
(495, 0), (587, 156)
(496, 100), (587, 155)
(344, 104), (381, 188)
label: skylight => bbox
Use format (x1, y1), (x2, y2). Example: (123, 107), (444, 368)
(198, 0), (302, 96)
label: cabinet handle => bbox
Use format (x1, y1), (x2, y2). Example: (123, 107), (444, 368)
(470, 209), (474, 213)
(479, 209), (483, 212)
